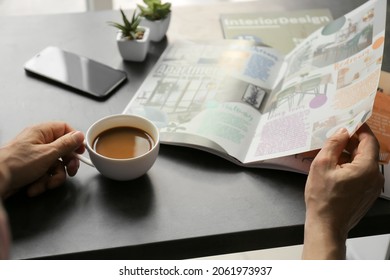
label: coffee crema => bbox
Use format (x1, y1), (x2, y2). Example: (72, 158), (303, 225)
(93, 126), (154, 159)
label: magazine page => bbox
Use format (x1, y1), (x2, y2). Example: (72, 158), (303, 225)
(367, 71), (390, 164)
(124, 40), (285, 162)
(368, 90), (390, 164)
(220, 9), (333, 54)
(245, 0), (386, 163)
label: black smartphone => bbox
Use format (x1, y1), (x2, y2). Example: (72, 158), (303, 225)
(24, 46), (127, 99)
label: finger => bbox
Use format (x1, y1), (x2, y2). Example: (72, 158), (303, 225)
(50, 131), (85, 160)
(74, 143), (86, 154)
(38, 122), (76, 142)
(27, 176), (48, 197)
(61, 153), (81, 177)
(65, 157), (80, 177)
(338, 151), (352, 165)
(46, 161), (67, 189)
(344, 133), (359, 157)
(315, 127), (350, 168)
(26, 161), (67, 196)
(354, 124), (380, 161)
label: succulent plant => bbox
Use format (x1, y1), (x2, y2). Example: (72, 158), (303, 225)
(137, 0), (171, 21)
(108, 9), (145, 40)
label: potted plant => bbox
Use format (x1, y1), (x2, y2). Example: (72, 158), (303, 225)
(108, 9), (150, 62)
(137, 0), (171, 42)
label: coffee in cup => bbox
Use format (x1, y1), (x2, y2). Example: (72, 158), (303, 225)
(93, 126), (154, 159)
(77, 114), (160, 181)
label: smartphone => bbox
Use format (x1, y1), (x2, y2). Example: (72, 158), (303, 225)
(24, 46), (127, 99)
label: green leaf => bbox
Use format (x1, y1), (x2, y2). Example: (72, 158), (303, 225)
(107, 9), (142, 40)
(144, 0), (156, 6)
(138, 0), (171, 20)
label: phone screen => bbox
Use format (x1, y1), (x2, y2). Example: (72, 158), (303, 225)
(24, 46), (127, 99)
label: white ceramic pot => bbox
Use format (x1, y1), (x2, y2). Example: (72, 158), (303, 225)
(141, 12), (171, 42)
(116, 26), (150, 62)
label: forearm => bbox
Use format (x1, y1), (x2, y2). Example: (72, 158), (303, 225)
(0, 164), (11, 259)
(0, 163), (10, 198)
(302, 218), (347, 260)
(0, 199), (10, 259)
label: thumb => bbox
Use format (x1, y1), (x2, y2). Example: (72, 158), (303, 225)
(50, 131), (85, 158)
(316, 128), (350, 167)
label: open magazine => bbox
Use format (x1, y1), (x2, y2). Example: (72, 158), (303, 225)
(124, 0), (386, 174)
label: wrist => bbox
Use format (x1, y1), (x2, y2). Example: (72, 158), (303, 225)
(302, 217), (347, 259)
(0, 164), (10, 199)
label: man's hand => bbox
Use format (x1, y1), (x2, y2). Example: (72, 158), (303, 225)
(0, 122), (85, 198)
(303, 124), (384, 259)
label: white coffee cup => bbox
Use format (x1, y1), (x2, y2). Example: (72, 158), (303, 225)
(77, 114), (160, 181)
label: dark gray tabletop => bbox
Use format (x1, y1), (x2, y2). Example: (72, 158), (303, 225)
(1, 0), (390, 260)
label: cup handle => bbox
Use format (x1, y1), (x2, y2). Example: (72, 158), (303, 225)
(73, 152), (95, 167)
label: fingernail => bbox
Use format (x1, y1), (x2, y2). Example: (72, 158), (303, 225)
(337, 127), (348, 134)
